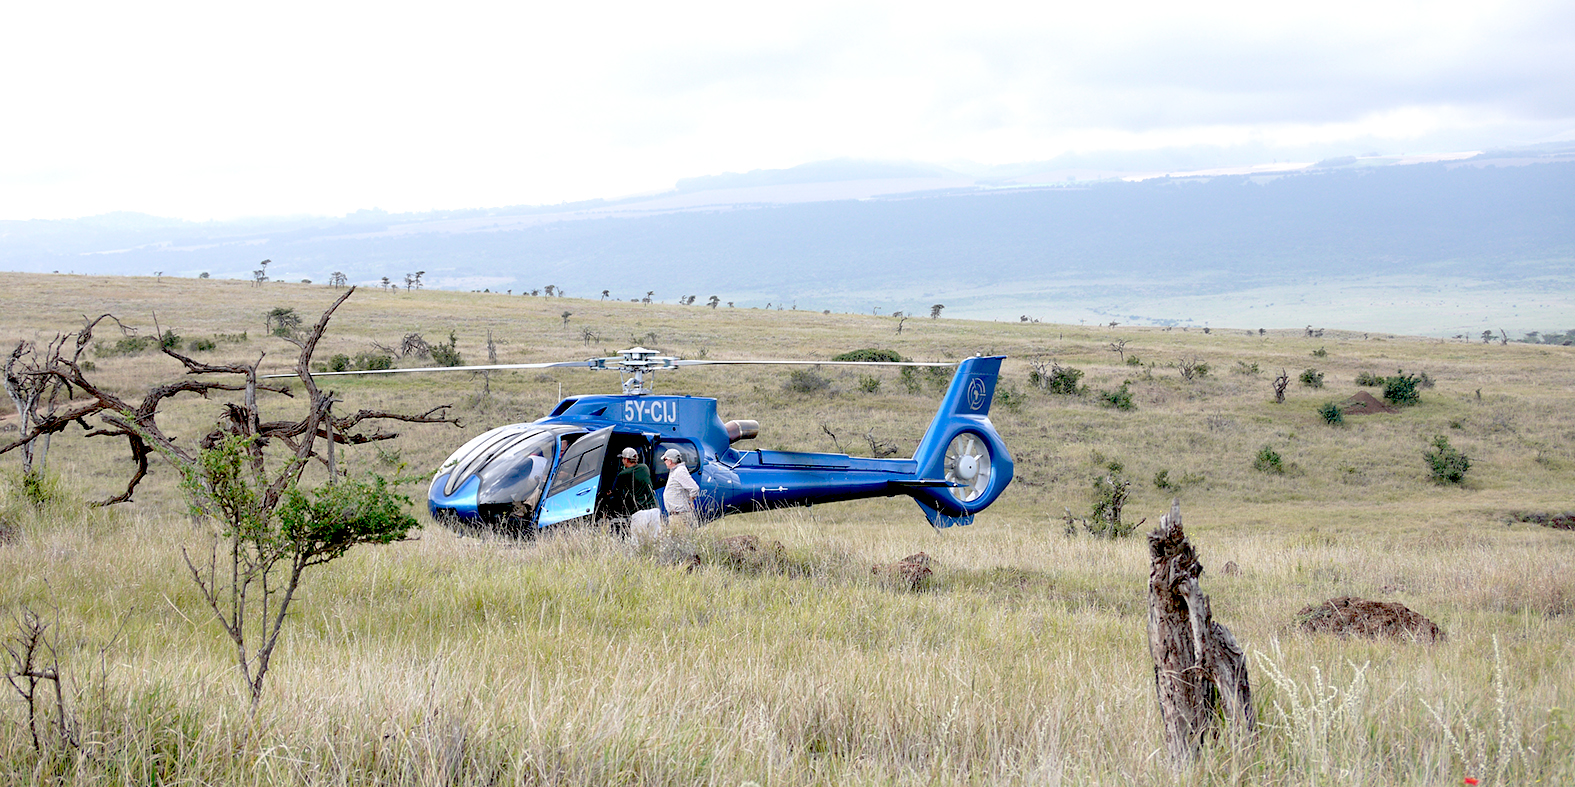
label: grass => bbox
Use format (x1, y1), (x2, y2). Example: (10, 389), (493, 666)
(2, 273), (1574, 784)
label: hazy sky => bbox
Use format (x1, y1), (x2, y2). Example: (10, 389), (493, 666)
(4, 0), (1571, 221)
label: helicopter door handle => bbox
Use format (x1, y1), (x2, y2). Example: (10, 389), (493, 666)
(761, 486), (787, 493)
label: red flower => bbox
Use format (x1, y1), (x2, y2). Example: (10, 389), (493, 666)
(1464, 779), (1478, 785)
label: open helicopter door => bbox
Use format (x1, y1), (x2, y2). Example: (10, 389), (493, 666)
(537, 426), (615, 526)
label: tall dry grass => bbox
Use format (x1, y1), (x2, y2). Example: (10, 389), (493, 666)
(1, 273), (1573, 784)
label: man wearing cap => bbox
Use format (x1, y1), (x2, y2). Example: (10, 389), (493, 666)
(661, 447), (701, 529)
(607, 447), (656, 521)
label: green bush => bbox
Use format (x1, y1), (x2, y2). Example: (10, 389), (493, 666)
(1234, 361), (1261, 375)
(160, 329), (181, 350)
(1317, 402), (1344, 425)
(187, 337), (216, 352)
(93, 335), (156, 357)
(832, 348), (904, 363)
(857, 374), (881, 393)
(329, 354), (353, 372)
(1254, 445), (1285, 474)
(1354, 371), (1385, 387)
(267, 307), (302, 337)
(1424, 435), (1470, 484)
(356, 352), (393, 371)
(430, 331), (463, 367)
(785, 368), (831, 394)
(994, 383), (1024, 413)
(1383, 370), (1423, 406)
(898, 367), (922, 394)
(1098, 382), (1134, 410)
(1311, 346), (1327, 358)
(1299, 368), (1325, 388)
(1029, 362), (1084, 395)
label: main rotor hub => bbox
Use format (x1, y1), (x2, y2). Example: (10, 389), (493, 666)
(588, 347), (680, 394)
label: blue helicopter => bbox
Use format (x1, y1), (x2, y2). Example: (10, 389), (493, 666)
(314, 348), (1013, 536)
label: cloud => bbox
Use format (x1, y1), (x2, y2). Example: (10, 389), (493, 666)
(2, 0), (1572, 219)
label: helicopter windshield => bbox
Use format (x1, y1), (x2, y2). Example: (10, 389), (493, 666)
(434, 424), (570, 508)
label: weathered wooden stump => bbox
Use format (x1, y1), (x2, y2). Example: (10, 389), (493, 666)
(1147, 500), (1256, 764)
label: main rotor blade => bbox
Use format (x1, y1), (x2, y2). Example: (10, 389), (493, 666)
(671, 359), (955, 368)
(260, 360), (595, 379)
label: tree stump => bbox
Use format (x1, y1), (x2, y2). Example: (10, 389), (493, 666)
(1147, 500), (1256, 765)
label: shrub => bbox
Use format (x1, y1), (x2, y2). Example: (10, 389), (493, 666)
(1098, 382), (1134, 410)
(832, 348), (904, 363)
(1383, 370), (1423, 406)
(1311, 346), (1327, 358)
(899, 367), (922, 394)
(93, 335), (155, 357)
(1299, 368), (1325, 388)
(1178, 357), (1209, 381)
(430, 331), (463, 367)
(785, 368), (831, 394)
(356, 352), (393, 371)
(1317, 402), (1344, 425)
(329, 354), (353, 372)
(857, 374), (881, 393)
(1354, 371), (1385, 387)
(1424, 435), (1470, 484)
(994, 383), (1024, 413)
(1125, 355), (1142, 366)
(1029, 361), (1084, 395)
(160, 329), (181, 350)
(267, 307), (302, 337)
(1254, 445), (1285, 474)
(1234, 361), (1261, 375)
(187, 337), (216, 352)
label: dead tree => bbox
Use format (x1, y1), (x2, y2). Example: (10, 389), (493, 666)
(4, 335), (79, 475)
(0, 288), (459, 506)
(1272, 370), (1290, 404)
(1147, 500), (1255, 765)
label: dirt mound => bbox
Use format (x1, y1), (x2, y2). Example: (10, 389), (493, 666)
(1511, 511), (1575, 530)
(873, 552), (933, 591)
(1296, 596), (1444, 643)
(1341, 391), (1399, 415)
(712, 534), (786, 572)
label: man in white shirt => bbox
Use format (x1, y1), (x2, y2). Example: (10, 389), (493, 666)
(660, 447), (700, 529)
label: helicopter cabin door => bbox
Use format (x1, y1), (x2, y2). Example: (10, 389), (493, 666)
(537, 426), (614, 526)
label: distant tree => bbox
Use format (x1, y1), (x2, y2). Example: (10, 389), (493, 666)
(403, 274), (415, 292)
(544, 285), (556, 297)
(726, 301), (734, 308)
(300, 279), (311, 284)
(1109, 339), (1128, 363)
(380, 277), (391, 291)
(601, 289), (610, 300)
(708, 295), (720, 309)
(643, 291), (654, 304)
(930, 304), (945, 319)
(530, 289), (540, 296)
(1481, 330), (1493, 344)
(199, 272), (210, 279)
(329, 272), (347, 289)
(561, 310), (572, 328)
(413, 271), (425, 290)
(154, 271), (164, 283)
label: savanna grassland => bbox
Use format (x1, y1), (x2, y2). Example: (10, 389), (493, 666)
(2, 273), (1573, 785)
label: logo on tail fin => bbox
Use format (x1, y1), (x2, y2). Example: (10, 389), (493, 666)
(967, 377), (987, 411)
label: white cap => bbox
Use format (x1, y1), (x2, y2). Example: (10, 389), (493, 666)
(661, 448), (683, 463)
(619, 447), (638, 460)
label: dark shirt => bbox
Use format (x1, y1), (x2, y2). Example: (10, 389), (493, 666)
(608, 462), (656, 517)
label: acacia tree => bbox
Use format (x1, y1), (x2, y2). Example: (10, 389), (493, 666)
(0, 288), (460, 708)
